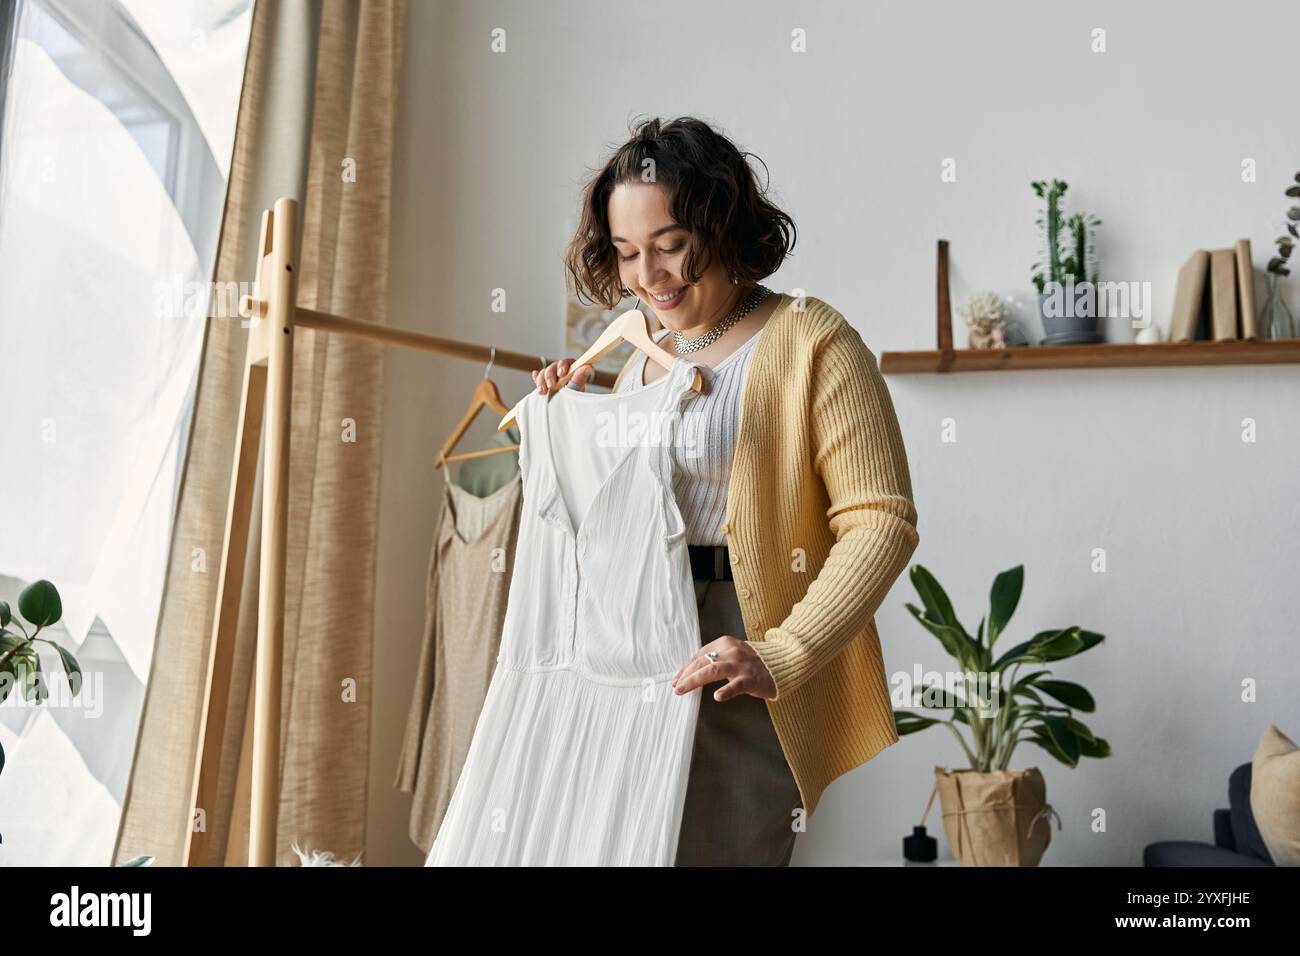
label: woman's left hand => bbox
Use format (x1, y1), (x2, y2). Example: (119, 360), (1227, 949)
(672, 636), (777, 701)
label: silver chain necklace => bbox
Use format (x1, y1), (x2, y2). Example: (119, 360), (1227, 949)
(669, 283), (774, 354)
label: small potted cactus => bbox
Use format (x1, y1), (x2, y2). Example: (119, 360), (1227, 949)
(1031, 179), (1103, 344)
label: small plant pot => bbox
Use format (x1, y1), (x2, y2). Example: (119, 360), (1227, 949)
(933, 766), (1058, 866)
(1038, 287), (1103, 344)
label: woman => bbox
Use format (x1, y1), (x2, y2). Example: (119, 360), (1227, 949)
(534, 116), (920, 866)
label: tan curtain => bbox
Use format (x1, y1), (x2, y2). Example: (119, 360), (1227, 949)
(113, 0), (407, 867)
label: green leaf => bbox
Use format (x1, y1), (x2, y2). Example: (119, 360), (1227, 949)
(13, 654), (46, 704)
(894, 711), (943, 735)
(909, 675), (969, 708)
(1037, 628), (1086, 660)
(990, 627), (1080, 670)
(1078, 735), (1112, 758)
(1035, 679), (1095, 712)
(1012, 686), (1045, 707)
(1075, 629), (1105, 653)
(1038, 715), (1080, 766)
(1017, 703), (1074, 719)
(1060, 715), (1098, 742)
(988, 565), (1023, 647)
(0, 638), (24, 702)
(36, 638), (81, 690)
(1010, 670), (1051, 690)
(0, 602), (10, 628)
(18, 580), (62, 628)
(905, 603), (982, 671)
(910, 565), (961, 631)
(988, 637), (1038, 671)
(1023, 730), (1077, 768)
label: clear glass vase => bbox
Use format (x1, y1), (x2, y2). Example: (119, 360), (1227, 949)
(1260, 272), (1296, 340)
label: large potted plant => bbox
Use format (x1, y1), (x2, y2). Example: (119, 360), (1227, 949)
(1031, 178), (1103, 344)
(894, 564), (1111, 866)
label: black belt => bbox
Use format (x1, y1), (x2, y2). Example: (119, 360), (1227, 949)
(687, 544), (734, 582)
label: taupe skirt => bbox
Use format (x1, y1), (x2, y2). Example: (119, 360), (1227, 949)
(674, 577), (803, 866)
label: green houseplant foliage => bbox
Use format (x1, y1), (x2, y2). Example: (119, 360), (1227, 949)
(1061, 211), (1101, 286)
(0, 580), (83, 780)
(0, 579), (82, 848)
(1031, 179), (1068, 294)
(1031, 179), (1102, 292)
(893, 564), (1112, 771)
(1264, 170), (1300, 278)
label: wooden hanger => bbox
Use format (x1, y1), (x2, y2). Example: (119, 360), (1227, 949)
(497, 306), (703, 432)
(436, 348), (521, 466)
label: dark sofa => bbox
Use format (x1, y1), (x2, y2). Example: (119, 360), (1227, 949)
(1143, 763), (1275, 866)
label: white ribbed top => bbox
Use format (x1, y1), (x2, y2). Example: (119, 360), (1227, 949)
(613, 326), (761, 546)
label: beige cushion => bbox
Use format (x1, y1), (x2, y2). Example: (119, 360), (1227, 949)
(1250, 724), (1300, 866)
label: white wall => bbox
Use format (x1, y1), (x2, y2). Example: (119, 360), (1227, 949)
(372, 0), (1300, 866)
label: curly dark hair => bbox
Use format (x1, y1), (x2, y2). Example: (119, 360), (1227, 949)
(563, 116), (797, 309)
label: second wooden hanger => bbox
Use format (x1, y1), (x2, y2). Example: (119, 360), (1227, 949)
(497, 307), (703, 432)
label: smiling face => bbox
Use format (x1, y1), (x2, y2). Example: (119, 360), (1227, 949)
(608, 181), (741, 333)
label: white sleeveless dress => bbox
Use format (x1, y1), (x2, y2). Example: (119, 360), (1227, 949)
(426, 356), (707, 865)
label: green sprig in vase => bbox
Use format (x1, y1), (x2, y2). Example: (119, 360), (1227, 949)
(1262, 172), (1299, 339)
(1261, 272), (1296, 340)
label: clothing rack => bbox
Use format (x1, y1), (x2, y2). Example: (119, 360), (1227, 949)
(188, 196), (615, 866)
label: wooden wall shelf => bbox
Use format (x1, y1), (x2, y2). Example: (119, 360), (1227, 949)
(882, 240), (1300, 374)
(881, 339), (1300, 374)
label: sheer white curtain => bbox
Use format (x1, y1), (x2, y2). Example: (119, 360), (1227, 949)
(0, 0), (252, 865)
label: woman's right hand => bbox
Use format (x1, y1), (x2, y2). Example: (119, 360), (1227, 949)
(532, 357), (595, 394)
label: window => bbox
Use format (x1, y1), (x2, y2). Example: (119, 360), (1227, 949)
(0, 0), (253, 865)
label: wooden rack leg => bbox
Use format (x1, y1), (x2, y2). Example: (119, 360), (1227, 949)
(186, 209), (273, 866)
(251, 197), (298, 866)
(184, 357), (266, 864)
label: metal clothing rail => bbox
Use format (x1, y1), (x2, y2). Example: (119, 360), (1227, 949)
(186, 196), (612, 866)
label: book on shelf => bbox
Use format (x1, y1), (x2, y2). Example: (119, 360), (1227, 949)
(1169, 249), (1210, 342)
(1169, 240), (1259, 343)
(1208, 248), (1238, 340)
(1235, 239), (1259, 340)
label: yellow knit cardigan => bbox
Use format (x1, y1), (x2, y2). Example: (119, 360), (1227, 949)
(613, 293), (921, 818)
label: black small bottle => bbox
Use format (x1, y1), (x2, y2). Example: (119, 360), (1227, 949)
(903, 824), (937, 862)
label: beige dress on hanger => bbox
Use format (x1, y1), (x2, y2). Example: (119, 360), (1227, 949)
(394, 461), (523, 854)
